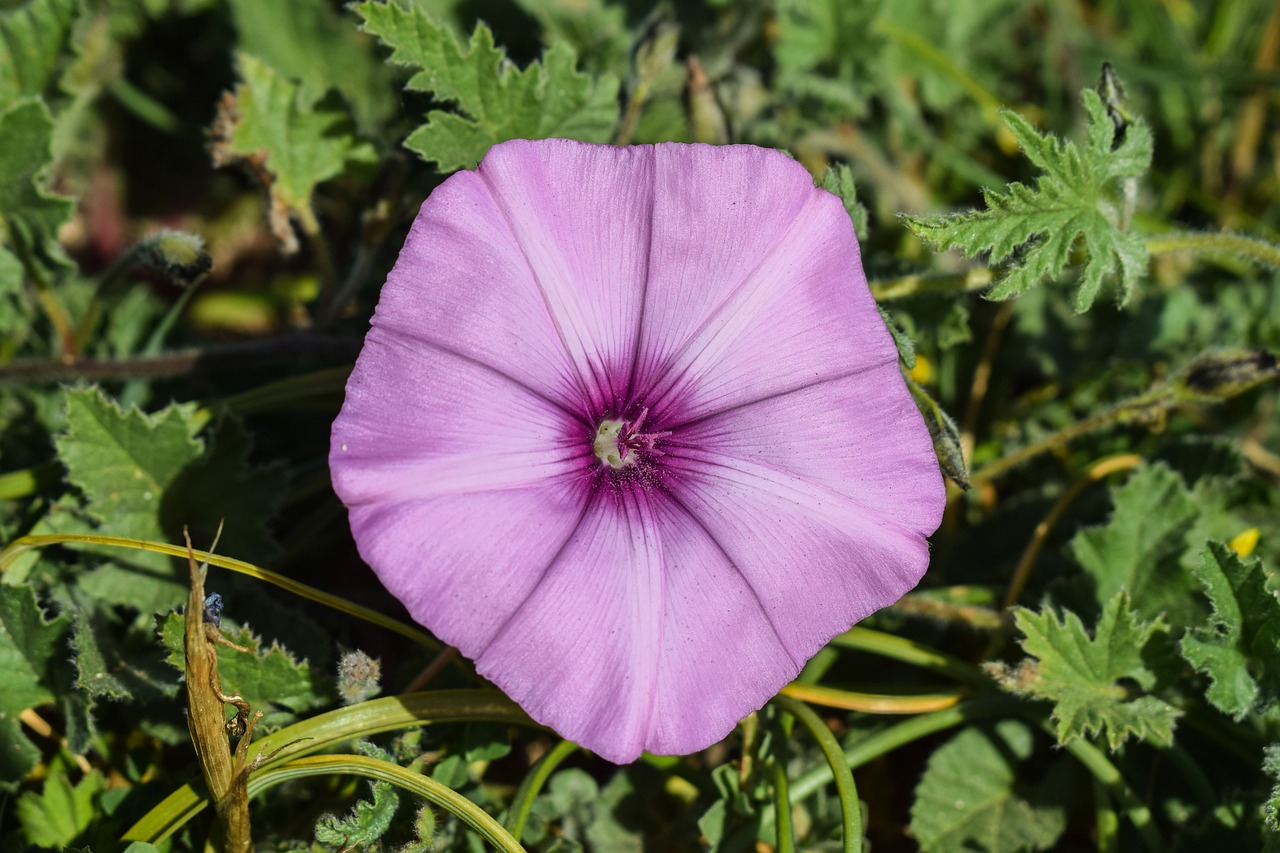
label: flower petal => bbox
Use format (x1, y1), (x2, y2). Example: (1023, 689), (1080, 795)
(640, 181), (895, 427)
(331, 328), (589, 507)
(346, 483), (591, 656)
(672, 363), (944, 537)
(663, 451), (933, 663)
(476, 487), (665, 763)
(368, 167), (584, 406)
(630, 145), (817, 398)
(476, 140), (657, 414)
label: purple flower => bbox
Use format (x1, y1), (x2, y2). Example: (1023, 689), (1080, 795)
(330, 139), (944, 763)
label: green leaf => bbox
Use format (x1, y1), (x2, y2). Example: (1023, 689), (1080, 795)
(0, 245), (25, 335)
(906, 88), (1152, 311)
(0, 98), (75, 265)
(55, 387), (201, 534)
(210, 52), (374, 253)
(910, 719), (1068, 853)
(995, 590), (1181, 749)
(225, 0), (396, 132)
(159, 613), (331, 728)
(773, 0), (884, 117)
(0, 584), (68, 791)
(0, 0), (80, 103)
(0, 582), (70, 718)
(1068, 462), (1202, 627)
(71, 605), (180, 702)
(15, 768), (106, 849)
(512, 0), (630, 74)
(51, 390), (285, 612)
(821, 163), (869, 241)
(354, 0), (620, 172)
(0, 714), (41, 792)
(1179, 542), (1280, 718)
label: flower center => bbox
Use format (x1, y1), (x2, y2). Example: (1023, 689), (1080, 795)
(592, 408), (669, 469)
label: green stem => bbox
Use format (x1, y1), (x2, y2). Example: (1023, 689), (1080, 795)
(870, 266), (994, 301)
(773, 694), (863, 853)
(504, 739), (578, 842)
(250, 754), (526, 853)
(1147, 231), (1280, 269)
(1094, 776), (1119, 853)
(787, 695), (1021, 803)
(827, 627), (993, 690)
(1056, 734), (1166, 853)
(772, 757), (796, 853)
(0, 337), (357, 385)
(968, 388), (1169, 487)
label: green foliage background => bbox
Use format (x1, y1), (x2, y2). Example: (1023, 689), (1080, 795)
(1, 0), (1279, 851)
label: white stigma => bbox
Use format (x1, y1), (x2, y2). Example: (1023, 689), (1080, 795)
(593, 419), (630, 468)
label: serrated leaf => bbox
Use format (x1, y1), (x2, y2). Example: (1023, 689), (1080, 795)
(999, 591), (1180, 749)
(16, 769), (106, 848)
(906, 88), (1152, 311)
(210, 52), (374, 252)
(911, 720), (1067, 853)
(71, 605), (180, 702)
(160, 613), (330, 728)
(0, 0), (80, 103)
(0, 582), (70, 717)
(55, 387), (202, 534)
(1180, 542), (1280, 718)
(1069, 462), (1202, 627)
(51, 390), (284, 612)
(0, 98), (75, 264)
(354, 0), (620, 172)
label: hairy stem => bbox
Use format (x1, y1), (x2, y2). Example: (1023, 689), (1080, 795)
(1147, 231), (1280, 269)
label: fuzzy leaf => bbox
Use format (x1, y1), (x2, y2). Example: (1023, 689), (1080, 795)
(998, 590), (1180, 749)
(210, 52), (374, 252)
(906, 88), (1151, 311)
(1180, 542), (1280, 718)
(55, 387), (202, 535)
(160, 613), (330, 728)
(0, 98), (74, 264)
(911, 720), (1068, 852)
(1069, 462), (1201, 627)
(52, 390), (285, 612)
(0, 583), (70, 718)
(354, 0), (620, 172)
(0, 0), (80, 103)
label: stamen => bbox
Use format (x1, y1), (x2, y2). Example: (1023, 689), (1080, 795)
(593, 408), (670, 469)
